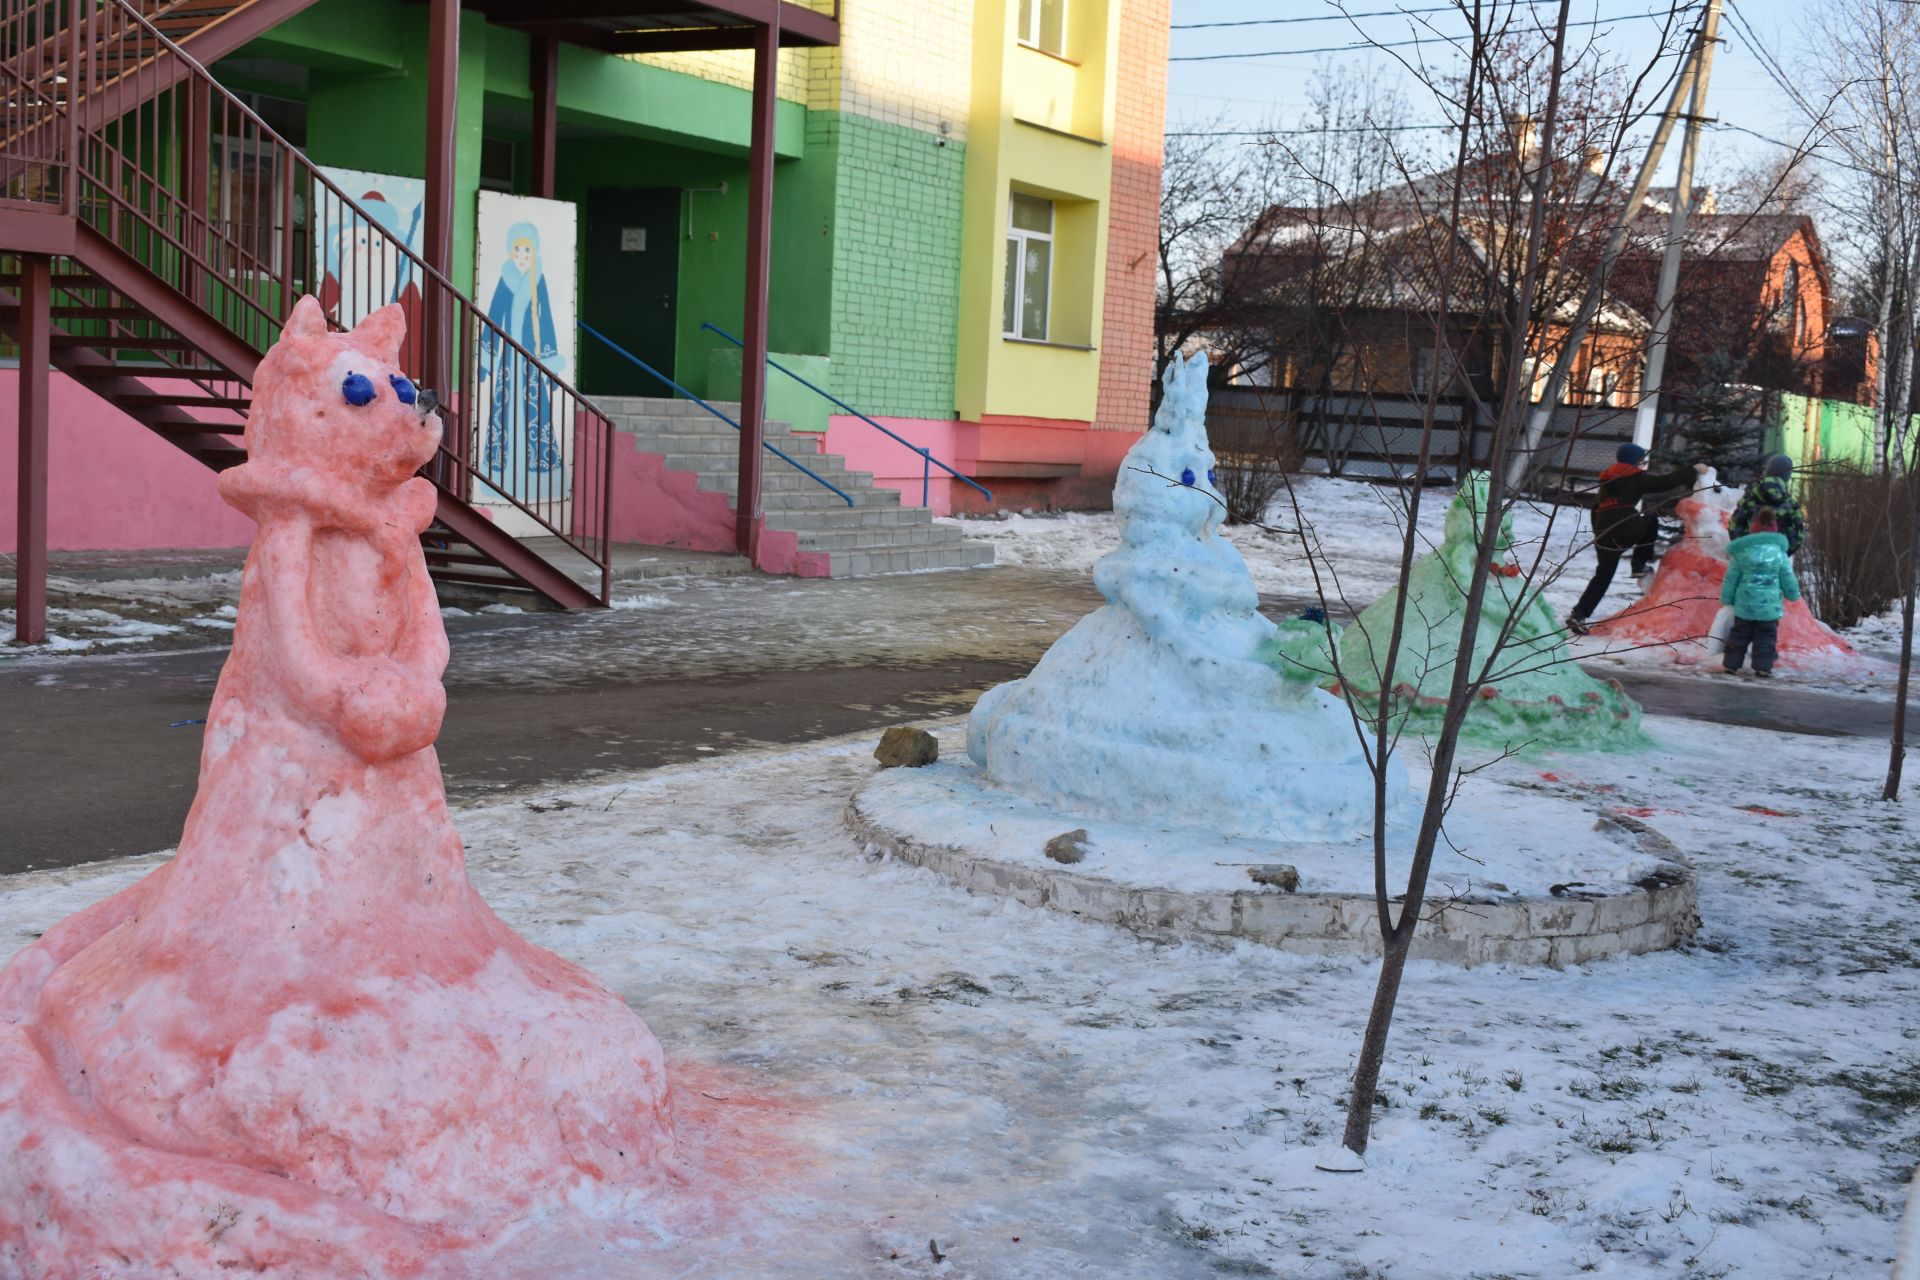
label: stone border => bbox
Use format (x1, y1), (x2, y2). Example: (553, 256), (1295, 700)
(844, 792), (1698, 968)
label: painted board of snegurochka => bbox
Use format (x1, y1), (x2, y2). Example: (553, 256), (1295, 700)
(471, 190), (580, 530)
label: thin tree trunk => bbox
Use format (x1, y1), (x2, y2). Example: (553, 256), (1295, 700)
(1886, 492), (1918, 799)
(1339, 0), (1571, 1159)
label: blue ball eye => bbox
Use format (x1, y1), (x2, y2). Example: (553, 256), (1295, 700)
(1207, 468), (1217, 487)
(388, 374), (417, 406)
(342, 372), (375, 407)
(1180, 467), (1196, 487)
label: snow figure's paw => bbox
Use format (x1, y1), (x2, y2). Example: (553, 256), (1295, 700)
(0, 297), (679, 1277)
(967, 352), (1393, 842)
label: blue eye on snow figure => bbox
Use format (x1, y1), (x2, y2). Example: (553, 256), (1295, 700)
(1207, 468), (1217, 487)
(1180, 467), (1196, 487)
(342, 372), (376, 407)
(388, 374), (417, 406)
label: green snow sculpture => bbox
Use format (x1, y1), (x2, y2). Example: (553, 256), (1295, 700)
(1335, 472), (1643, 752)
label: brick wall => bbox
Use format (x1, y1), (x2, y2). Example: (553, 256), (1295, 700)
(823, 110), (968, 418)
(816, 0), (976, 419)
(1093, 0), (1170, 435)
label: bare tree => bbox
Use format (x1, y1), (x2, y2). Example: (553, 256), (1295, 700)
(1215, 0), (1698, 1160)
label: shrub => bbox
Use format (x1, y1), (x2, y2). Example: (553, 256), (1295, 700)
(1797, 466), (1920, 630)
(1213, 424), (1303, 525)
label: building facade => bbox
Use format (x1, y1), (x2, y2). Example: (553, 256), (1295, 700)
(2, 0), (1170, 577)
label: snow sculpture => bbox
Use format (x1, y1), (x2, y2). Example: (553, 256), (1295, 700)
(1336, 472), (1642, 750)
(0, 299), (673, 1275)
(966, 351), (1393, 841)
(1589, 468), (1861, 668)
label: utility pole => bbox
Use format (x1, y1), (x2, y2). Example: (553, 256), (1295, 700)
(1505, 0), (1713, 490)
(1633, 0), (1723, 450)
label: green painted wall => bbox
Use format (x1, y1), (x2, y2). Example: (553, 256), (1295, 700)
(707, 348), (833, 434)
(299, 12), (486, 294)
(819, 111), (966, 420)
(1774, 393), (1920, 473)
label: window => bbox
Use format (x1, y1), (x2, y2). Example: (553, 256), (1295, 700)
(1004, 193), (1053, 341)
(1017, 0), (1067, 56)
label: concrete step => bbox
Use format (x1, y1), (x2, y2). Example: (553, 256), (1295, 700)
(594, 395), (744, 419)
(712, 485), (898, 511)
(766, 504), (929, 530)
(791, 522), (966, 551)
(617, 428), (815, 455)
(664, 455), (862, 485)
(822, 541), (996, 578)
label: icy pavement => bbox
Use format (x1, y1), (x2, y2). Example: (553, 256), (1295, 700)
(3, 714), (1914, 1278)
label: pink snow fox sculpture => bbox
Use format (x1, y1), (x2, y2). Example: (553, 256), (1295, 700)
(0, 297), (674, 1277)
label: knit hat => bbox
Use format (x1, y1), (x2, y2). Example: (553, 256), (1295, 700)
(1764, 453), (1794, 479)
(1616, 443), (1648, 465)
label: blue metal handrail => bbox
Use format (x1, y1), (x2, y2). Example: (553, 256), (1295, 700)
(578, 322), (854, 508)
(699, 322), (994, 507)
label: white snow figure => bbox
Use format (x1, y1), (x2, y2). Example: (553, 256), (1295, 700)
(966, 351), (1399, 841)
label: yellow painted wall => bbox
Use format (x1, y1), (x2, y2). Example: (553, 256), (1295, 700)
(957, 0), (1120, 423)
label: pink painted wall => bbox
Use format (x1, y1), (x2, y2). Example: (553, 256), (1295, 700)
(0, 370), (255, 554)
(819, 415), (967, 516)
(820, 414), (1142, 516)
(601, 432), (830, 577)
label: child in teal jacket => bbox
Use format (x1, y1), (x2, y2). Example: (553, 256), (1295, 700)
(1720, 508), (1801, 678)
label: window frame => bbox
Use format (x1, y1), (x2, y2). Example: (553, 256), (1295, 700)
(1016, 0), (1068, 57)
(1004, 192), (1055, 343)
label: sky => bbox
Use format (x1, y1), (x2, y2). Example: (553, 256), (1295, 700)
(1166, 0), (1815, 190)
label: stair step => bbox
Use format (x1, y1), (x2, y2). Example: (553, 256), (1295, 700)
(52, 334), (197, 351)
(71, 363), (235, 381)
(765, 505), (929, 530)
(147, 416), (244, 436)
(116, 391), (251, 410)
(823, 541), (996, 578)
(789, 523), (965, 551)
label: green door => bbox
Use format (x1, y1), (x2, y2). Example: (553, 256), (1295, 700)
(581, 187), (680, 396)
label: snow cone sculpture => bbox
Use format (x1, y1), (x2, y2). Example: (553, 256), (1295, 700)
(0, 299), (673, 1275)
(1590, 468), (1861, 669)
(1337, 472), (1642, 751)
(966, 351), (1393, 841)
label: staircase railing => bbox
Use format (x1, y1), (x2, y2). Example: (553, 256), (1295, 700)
(579, 319), (855, 508)
(0, 0), (615, 603)
(699, 321), (992, 508)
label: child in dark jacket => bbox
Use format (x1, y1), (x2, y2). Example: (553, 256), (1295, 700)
(1720, 508), (1802, 678)
(1730, 454), (1806, 553)
(1568, 444), (1706, 633)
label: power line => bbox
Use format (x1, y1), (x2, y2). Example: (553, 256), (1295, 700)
(1165, 123), (1459, 136)
(1169, 8), (1685, 62)
(1173, 5), (1457, 29)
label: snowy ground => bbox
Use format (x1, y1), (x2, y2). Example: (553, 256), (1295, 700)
(859, 728), (1656, 899)
(961, 475), (1916, 691)
(4, 716), (1915, 1279)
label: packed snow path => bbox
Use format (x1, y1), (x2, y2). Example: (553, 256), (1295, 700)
(1, 557), (1909, 873)
(3, 716), (1914, 1278)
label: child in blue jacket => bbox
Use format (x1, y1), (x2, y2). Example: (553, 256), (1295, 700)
(1720, 508), (1802, 678)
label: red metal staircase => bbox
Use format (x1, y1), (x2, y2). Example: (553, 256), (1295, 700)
(1, 0), (614, 610)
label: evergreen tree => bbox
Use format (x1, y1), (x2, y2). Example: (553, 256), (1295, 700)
(1666, 348), (1766, 485)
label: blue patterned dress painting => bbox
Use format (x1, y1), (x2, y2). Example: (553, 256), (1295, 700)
(480, 221), (565, 480)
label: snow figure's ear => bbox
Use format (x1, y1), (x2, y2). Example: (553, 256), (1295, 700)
(345, 302), (407, 363)
(284, 294), (327, 340)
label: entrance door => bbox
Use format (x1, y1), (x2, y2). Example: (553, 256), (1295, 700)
(581, 186), (680, 395)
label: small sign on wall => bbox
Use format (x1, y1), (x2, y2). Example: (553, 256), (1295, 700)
(620, 227), (647, 252)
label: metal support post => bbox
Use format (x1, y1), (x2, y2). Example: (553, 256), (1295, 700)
(531, 36), (558, 200)
(13, 255), (51, 646)
(423, 0), (459, 393)
(735, 13), (779, 561)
